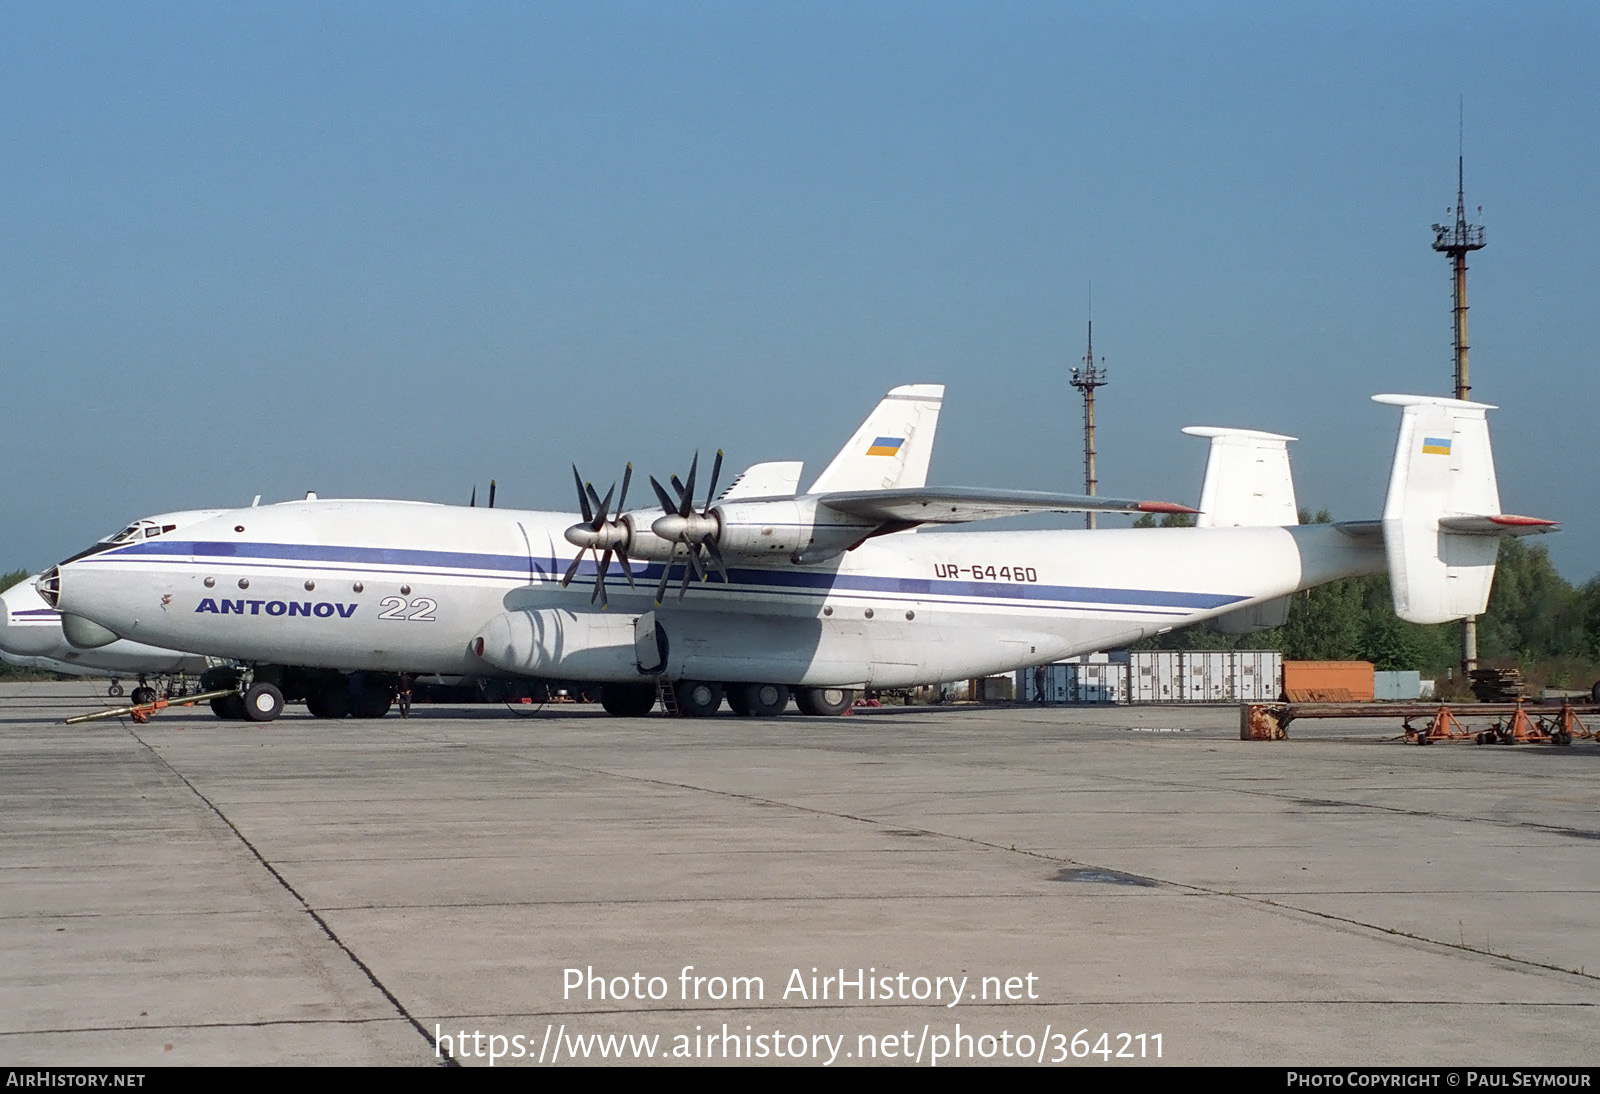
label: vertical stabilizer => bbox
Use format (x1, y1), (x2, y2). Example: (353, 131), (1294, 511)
(1183, 426), (1298, 634)
(1182, 427), (1299, 528)
(1373, 394), (1501, 624)
(807, 384), (944, 494)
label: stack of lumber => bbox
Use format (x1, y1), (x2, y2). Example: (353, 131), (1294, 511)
(1469, 667), (1525, 703)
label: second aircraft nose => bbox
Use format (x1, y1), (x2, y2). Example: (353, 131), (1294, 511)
(0, 577), (65, 657)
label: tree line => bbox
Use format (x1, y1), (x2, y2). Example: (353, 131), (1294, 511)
(1131, 512), (1599, 688)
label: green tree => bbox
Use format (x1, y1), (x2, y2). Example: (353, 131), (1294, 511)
(1477, 538), (1580, 662)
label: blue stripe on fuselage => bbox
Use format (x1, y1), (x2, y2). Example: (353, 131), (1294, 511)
(82, 538), (1247, 612)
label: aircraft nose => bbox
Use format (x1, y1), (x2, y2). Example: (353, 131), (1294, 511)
(0, 578), (60, 657)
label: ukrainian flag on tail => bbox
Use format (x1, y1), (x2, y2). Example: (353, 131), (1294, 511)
(1421, 436), (1452, 456)
(866, 436), (905, 457)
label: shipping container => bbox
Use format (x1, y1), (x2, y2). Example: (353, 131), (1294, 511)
(1128, 650), (1284, 703)
(1374, 670), (1423, 701)
(1015, 654), (1129, 703)
(1282, 661), (1375, 702)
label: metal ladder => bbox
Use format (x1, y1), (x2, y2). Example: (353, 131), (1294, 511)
(656, 678), (682, 717)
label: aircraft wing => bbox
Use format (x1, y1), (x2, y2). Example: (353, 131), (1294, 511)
(818, 487), (1198, 526)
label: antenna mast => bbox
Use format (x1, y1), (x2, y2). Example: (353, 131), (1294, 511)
(1430, 105), (1486, 676)
(1069, 312), (1108, 529)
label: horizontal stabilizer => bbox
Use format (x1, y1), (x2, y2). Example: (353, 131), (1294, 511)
(719, 461), (804, 502)
(1437, 514), (1558, 536)
(820, 486), (1197, 526)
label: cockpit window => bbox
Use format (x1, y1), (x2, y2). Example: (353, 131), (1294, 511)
(103, 520), (171, 544)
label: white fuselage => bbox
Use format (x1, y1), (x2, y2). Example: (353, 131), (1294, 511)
(0, 578), (209, 677)
(50, 499), (1385, 688)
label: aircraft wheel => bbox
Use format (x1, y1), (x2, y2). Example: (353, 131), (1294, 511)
(108, 681), (124, 698)
(725, 687), (752, 716)
(795, 686), (855, 716)
(308, 684), (353, 716)
(306, 685), (350, 719)
(211, 694), (246, 720)
(353, 683), (392, 719)
(130, 686), (157, 706)
(673, 680), (724, 717)
(600, 682), (657, 717)
(243, 683), (285, 722)
(736, 682), (790, 717)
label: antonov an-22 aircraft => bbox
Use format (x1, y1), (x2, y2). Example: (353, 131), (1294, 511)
(38, 386), (1552, 721)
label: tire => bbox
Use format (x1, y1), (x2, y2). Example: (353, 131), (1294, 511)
(673, 680), (724, 717)
(211, 694), (246, 720)
(130, 686), (157, 706)
(107, 682), (124, 698)
(243, 683), (284, 722)
(353, 684), (392, 719)
(795, 686), (856, 716)
(725, 687), (752, 716)
(600, 682), (658, 717)
(306, 685), (351, 719)
(735, 682), (789, 717)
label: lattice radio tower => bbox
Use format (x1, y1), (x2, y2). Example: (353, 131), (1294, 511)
(1069, 315), (1108, 529)
(1431, 118), (1486, 675)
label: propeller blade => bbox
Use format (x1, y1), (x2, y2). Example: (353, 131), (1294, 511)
(616, 552), (637, 588)
(572, 466), (593, 523)
(470, 485), (477, 508)
(704, 449), (723, 509)
(561, 551), (584, 588)
(650, 475), (676, 515)
(591, 549), (613, 608)
(654, 562), (674, 605)
(593, 482), (616, 528)
(585, 481), (606, 522)
(679, 453), (699, 518)
(617, 463), (632, 513)
(702, 535), (731, 584)
(488, 480), (496, 508)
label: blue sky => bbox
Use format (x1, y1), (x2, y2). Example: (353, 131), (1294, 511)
(4, 3), (1596, 579)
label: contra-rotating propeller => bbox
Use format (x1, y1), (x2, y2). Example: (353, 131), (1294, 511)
(561, 464), (636, 609)
(648, 450), (731, 603)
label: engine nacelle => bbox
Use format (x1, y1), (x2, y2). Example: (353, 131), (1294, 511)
(713, 499), (874, 564)
(615, 514), (682, 564)
(474, 609), (642, 680)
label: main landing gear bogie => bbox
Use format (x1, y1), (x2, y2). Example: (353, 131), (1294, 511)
(659, 680), (855, 717)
